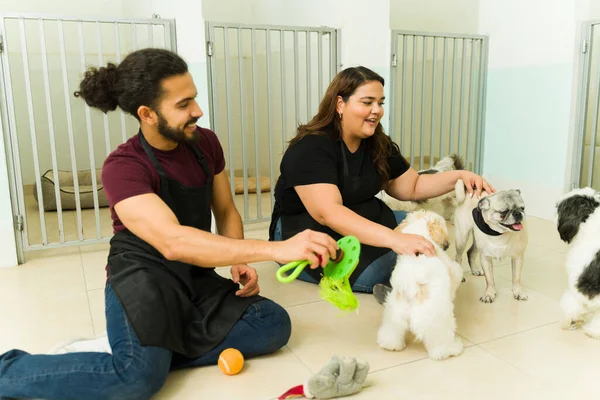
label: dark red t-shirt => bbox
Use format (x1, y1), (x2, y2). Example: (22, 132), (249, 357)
(102, 127), (226, 233)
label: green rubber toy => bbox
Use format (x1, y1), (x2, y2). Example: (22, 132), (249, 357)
(276, 236), (361, 311)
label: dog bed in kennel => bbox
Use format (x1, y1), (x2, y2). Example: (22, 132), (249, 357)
(225, 170), (272, 194)
(33, 168), (109, 211)
(233, 176), (272, 194)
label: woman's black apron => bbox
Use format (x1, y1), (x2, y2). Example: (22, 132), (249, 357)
(107, 132), (260, 358)
(277, 140), (397, 286)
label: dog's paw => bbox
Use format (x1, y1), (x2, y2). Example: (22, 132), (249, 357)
(449, 337), (464, 357)
(428, 350), (451, 361)
(583, 327), (600, 339)
(480, 292), (496, 303)
(583, 318), (600, 339)
(471, 270), (484, 276)
(513, 289), (528, 301)
(377, 328), (406, 351)
(561, 318), (583, 331)
(427, 343), (461, 361)
(426, 337), (463, 361)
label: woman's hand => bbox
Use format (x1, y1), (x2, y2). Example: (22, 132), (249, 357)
(459, 171), (495, 198)
(390, 231), (435, 257)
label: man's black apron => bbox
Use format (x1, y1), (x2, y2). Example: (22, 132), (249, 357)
(278, 140), (397, 286)
(107, 132), (260, 358)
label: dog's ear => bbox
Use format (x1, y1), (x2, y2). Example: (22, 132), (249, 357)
(556, 213), (581, 243)
(556, 195), (599, 243)
(478, 197), (490, 211)
(427, 219), (448, 249)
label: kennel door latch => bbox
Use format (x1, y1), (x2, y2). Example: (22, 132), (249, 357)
(391, 53), (397, 67)
(582, 40), (588, 54)
(15, 215), (23, 231)
(0, 34), (3, 53)
(206, 41), (213, 57)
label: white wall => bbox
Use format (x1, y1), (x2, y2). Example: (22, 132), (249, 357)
(478, 0), (582, 220)
(591, 0), (600, 19)
(203, 0), (342, 29)
(0, 0), (125, 17)
(390, 0), (479, 34)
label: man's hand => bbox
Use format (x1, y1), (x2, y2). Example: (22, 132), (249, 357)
(273, 230), (339, 269)
(231, 264), (260, 297)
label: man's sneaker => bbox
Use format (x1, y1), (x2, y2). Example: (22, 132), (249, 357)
(373, 283), (392, 305)
(48, 335), (112, 354)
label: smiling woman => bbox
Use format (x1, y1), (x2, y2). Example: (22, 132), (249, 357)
(268, 66), (491, 298)
(269, 66), (432, 294)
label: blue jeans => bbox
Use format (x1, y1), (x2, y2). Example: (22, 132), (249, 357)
(0, 281), (291, 400)
(273, 210), (407, 293)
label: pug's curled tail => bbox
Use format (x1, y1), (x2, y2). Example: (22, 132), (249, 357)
(455, 179), (468, 204)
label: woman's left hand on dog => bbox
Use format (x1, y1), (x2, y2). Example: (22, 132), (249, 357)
(459, 171), (495, 198)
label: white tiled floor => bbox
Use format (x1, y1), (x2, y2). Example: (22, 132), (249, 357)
(0, 216), (595, 399)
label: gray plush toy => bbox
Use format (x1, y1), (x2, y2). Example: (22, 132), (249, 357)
(278, 355), (370, 399)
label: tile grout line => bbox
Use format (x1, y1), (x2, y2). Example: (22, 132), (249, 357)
(283, 344), (316, 374)
(78, 249), (97, 336)
(467, 273), (563, 302)
(470, 320), (559, 346)
(284, 299), (326, 309)
(366, 354), (430, 375)
(279, 342), (321, 400)
(474, 340), (570, 397)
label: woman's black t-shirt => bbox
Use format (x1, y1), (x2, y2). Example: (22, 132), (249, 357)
(273, 133), (410, 217)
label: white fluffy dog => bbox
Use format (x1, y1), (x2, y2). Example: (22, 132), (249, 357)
(556, 187), (600, 338)
(377, 210), (464, 361)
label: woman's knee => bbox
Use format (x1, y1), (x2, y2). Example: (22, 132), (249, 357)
(393, 210), (408, 224)
(352, 251), (398, 293)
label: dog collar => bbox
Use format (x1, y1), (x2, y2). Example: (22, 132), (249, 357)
(472, 208), (502, 236)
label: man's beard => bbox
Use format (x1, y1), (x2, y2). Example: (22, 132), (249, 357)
(156, 111), (200, 144)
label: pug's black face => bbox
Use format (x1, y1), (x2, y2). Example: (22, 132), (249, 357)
(478, 190), (526, 233)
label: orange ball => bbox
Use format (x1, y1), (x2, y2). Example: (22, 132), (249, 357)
(218, 348), (244, 375)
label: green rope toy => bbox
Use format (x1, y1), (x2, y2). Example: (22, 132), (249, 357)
(276, 236), (361, 311)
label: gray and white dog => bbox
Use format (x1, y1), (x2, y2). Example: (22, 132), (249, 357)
(454, 180), (528, 303)
(381, 154), (465, 221)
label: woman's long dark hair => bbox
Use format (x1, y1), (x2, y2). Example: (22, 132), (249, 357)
(289, 66), (399, 183)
